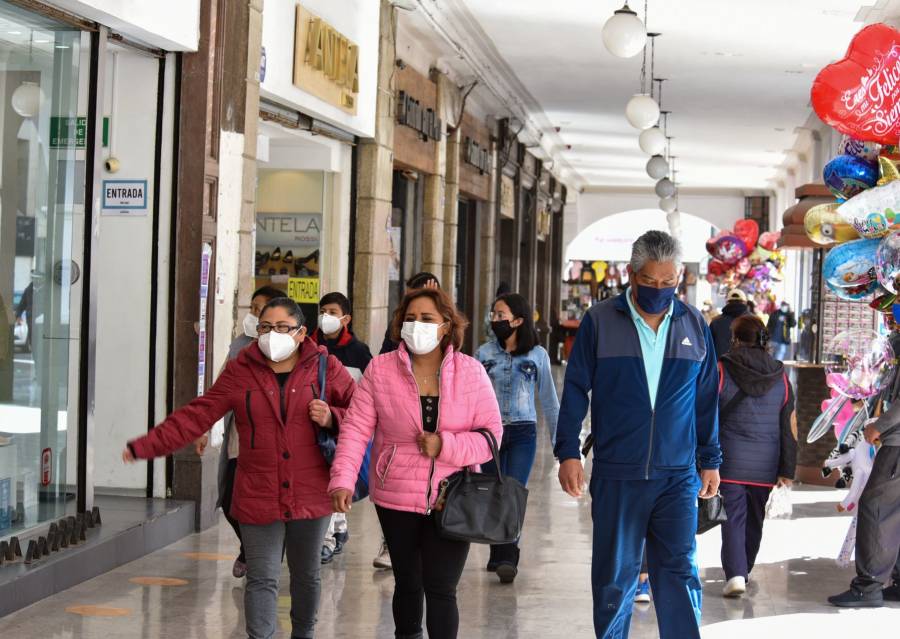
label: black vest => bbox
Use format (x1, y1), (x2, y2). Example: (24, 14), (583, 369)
(718, 368), (787, 485)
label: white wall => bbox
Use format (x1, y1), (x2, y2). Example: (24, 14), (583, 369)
(45, 0), (201, 51)
(92, 47), (165, 491)
(261, 0), (379, 138)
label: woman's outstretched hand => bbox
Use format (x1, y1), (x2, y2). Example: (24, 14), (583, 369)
(122, 447), (136, 463)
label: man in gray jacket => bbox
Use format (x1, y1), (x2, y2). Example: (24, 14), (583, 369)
(828, 401), (900, 607)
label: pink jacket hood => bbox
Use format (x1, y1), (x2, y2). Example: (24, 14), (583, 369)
(328, 343), (503, 515)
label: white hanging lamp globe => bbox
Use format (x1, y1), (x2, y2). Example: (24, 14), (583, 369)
(659, 196), (677, 213)
(639, 126), (666, 155)
(11, 81), (43, 118)
(625, 94), (659, 130)
(655, 177), (676, 198)
(646, 154), (669, 180)
(601, 3), (647, 59)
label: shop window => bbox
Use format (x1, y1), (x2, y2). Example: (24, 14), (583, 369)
(0, 2), (85, 539)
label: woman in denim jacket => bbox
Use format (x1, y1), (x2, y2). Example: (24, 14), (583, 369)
(476, 292), (560, 583)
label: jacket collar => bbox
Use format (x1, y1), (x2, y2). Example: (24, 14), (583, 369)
(613, 288), (688, 320)
(395, 340), (457, 374)
(311, 326), (354, 348)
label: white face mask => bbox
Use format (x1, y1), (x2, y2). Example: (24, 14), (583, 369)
(242, 313), (259, 338)
(401, 321), (445, 355)
(258, 330), (300, 362)
(319, 313), (343, 336)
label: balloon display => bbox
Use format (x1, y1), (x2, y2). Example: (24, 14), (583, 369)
(823, 154), (879, 200)
(876, 230), (900, 293)
(804, 202), (860, 245)
(838, 135), (882, 163)
(811, 23), (900, 145)
(822, 238), (881, 300)
(823, 329), (894, 400)
(837, 180), (900, 238)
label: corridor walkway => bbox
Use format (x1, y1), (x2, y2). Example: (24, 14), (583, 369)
(1, 421), (898, 637)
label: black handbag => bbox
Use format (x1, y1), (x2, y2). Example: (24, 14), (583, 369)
(697, 493), (728, 534)
(432, 429), (528, 545)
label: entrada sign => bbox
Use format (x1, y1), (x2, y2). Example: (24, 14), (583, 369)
(463, 137), (490, 174)
(294, 5), (359, 113)
(397, 91), (442, 142)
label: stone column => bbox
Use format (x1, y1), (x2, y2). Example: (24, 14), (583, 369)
(352, 0), (396, 349)
(478, 136), (499, 325)
(442, 127), (461, 299)
(421, 72), (449, 277)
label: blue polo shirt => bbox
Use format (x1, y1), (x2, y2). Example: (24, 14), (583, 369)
(625, 289), (673, 408)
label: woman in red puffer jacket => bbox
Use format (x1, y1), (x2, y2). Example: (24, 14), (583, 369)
(122, 297), (355, 639)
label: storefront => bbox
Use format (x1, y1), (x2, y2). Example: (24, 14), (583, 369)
(390, 63), (439, 324)
(456, 112), (491, 350)
(258, 0), (378, 331)
(0, 0), (199, 613)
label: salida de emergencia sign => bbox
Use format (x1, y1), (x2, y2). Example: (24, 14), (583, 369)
(102, 180), (148, 216)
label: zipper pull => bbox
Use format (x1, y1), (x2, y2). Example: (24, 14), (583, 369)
(434, 479), (450, 512)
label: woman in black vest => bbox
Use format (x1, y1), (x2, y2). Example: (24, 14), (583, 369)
(717, 315), (797, 597)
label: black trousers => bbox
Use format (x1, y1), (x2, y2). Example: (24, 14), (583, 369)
(854, 445), (900, 592)
(376, 506), (470, 639)
(222, 458), (244, 561)
(719, 482), (772, 580)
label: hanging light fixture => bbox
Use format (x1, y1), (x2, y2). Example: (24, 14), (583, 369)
(646, 154), (669, 179)
(601, 2), (647, 58)
(625, 30), (659, 130)
(639, 126), (666, 155)
(11, 81), (43, 118)
(659, 195), (677, 212)
(655, 177), (676, 198)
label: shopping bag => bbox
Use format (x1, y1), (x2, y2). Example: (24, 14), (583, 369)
(765, 484), (793, 520)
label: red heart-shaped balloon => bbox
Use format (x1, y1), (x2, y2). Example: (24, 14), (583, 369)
(759, 231), (781, 251)
(705, 231), (726, 258)
(811, 23), (900, 145)
(707, 259), (728, 276)
(733, 219), (759, 251)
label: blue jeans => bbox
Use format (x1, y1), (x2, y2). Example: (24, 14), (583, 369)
(772, 342), (790, 361)
(481, 421), (537, 487)
(590, 472), (702, 639)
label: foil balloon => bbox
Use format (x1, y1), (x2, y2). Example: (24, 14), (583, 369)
(804, 202), (860, 245)
(875, 230), (900, 293)
(733, 219), (759, 252)
(811, 23), (900, 145)
(823, 154), (879, 200)
(821, 389), (858, 439)
(837, 180), (900, 238)
(707, 234), (748, 265)
(758, 231), (781, 251)
(878, 156), (900, 186)
(870, 292), (897, 313)
(808, 329), (894, 442)
(707, 259), (728, 276)
(838, 135), (882, 164)
(822, 238), (880, 300)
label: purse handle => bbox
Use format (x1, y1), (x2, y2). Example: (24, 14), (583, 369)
(473, 428), (504, 483)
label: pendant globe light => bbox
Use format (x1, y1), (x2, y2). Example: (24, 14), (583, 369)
(625, 94), (659, 130)
(655, 177), (676, 198)
(659, 195), (677, 213)
(639, 126), (666, 154)
(601, 3), (646, 59)
(646, 154), (669, 179)
(11, 82), (42, 118)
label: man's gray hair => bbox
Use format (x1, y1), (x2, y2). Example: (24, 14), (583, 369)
(630, 230), (682, 273)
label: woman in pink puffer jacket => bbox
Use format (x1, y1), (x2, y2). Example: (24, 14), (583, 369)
(330, 287), (502, 639)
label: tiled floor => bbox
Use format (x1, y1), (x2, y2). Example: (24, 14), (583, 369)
(2, 369), (899, 638)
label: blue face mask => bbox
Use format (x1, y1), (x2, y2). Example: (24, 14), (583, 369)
(635, 284), (676, 314)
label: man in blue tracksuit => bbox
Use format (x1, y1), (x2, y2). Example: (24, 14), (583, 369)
(555, 230), (722, 639)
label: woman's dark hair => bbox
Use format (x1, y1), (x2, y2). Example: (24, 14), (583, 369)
(496, 281), (511, 297)
(732, 314), (768, 349)
(495, 293), (539, 356)
(390, 287), (468, 351)
(406, 271), (440, 290)
(260, 297), (305, 327)
(319, 291), (351, 316)
(252, 286), (286, 302)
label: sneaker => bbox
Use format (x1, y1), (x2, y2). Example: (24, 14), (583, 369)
(334, 531), (349, 555)
(723, 576), (746, 598)
(373, 541), (391, 570)
(828, 588), (883, 608)
(884, 583), (900, 602)
(496, 563), (518, 584)
(232, 558), (247, 579)
(634, 580), (651, 603)
(321, 544), (335, 565)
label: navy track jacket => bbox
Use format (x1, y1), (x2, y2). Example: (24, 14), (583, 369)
(555, 291), (722, 479)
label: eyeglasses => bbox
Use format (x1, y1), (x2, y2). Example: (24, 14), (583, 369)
(257, 323), (300, 335)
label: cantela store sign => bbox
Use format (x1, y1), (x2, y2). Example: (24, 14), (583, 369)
(293, 4), (360, 113)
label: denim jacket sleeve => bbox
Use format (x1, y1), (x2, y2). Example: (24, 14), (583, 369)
(536, 346), (560, 447)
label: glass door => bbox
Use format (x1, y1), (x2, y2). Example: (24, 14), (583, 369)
(0, 2), (86, 538)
